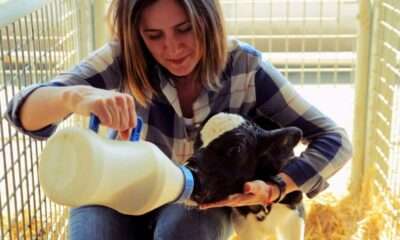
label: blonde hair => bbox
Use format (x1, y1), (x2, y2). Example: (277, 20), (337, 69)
(107, 0), (227, 106)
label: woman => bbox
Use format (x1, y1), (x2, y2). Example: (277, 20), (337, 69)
(5, 0), (352, 239)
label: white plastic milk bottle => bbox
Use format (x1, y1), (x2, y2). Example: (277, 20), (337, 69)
(38, 116), (194, 215)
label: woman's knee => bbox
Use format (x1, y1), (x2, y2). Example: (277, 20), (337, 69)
(154, 204), (232, 240)
(68, 205), (135, 240)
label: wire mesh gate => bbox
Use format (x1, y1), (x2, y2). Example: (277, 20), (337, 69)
(365, 0), (400, 238)
(221, 0), (358, 85)
(0, 0), (92, 239)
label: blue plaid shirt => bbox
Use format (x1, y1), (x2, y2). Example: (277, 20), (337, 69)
(5, 39), (352, 198)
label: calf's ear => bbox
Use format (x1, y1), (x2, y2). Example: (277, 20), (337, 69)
(268, 127), (302, 150)
(256, 127), (303, 172)
(193, 135), (203, 151)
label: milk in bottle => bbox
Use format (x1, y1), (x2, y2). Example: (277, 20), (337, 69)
(39, 125), (194, 215)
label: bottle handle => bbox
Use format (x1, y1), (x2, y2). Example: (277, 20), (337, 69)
(89, 113), (143, 142)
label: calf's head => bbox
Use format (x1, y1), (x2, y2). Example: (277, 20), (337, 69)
(186, 113), (302, 204)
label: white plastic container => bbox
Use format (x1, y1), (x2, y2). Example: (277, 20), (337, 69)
(38, 117), (194, 215)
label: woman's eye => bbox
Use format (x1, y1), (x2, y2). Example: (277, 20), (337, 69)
(148, 34), (162, 40)
(177, 25), (192, 33)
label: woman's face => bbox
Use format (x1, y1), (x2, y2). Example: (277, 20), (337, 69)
(139, 0), (201, 77)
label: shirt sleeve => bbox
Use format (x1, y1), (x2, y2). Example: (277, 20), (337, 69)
(249, 52), (352, 198)
(3, 41), (123, 140)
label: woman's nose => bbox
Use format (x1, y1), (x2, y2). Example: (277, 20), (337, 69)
(165, 36), (183, 56)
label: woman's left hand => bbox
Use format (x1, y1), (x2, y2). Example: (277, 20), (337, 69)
(199, 180), (280, 210)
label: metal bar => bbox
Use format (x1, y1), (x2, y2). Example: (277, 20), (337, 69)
(234, 0), (238, 38)
(93, 0), (108, 49)
(275, 68), (354, 73)
(45, 4), (58, 234)
(44, 5), (53, 79)
(224, 16), (343, 22)
(65, 0), (73, 67)
(0, 36), (62, 41)
(333, 0), (342, 85)
(350, 0), (376, 195)
(300, 0), (306, 85)
(250, 0), (255, 47)
(0, 184), (4, 239)
(28, 11), (44, 236)
(45, 5), (54, 79)
(5, 24), (21, 240)
(0, 95), (7, 240)
(33, 9), (46, 233)
(230, 34), (357, 39)
(71, 0), (80, 65)
(39, 6), (54, 233)
(268, 0), (272, 53)
(284, 0), (289, 79)
(22, 13), (40, 237)
(56, 0), (66, 74)
(0, 28), (14, 240)
(77, 0), (93, 59)
(219, 0), (359, 3)
(317, 0), (323, 85)
(65, 0), (73, 70)
(12, 20), (29, 240)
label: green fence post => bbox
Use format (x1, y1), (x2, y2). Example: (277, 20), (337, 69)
(92, 0), (108, 50)
(349, 0), (373, 195)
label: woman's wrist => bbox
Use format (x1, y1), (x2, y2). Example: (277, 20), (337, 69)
(277, 172), (299, 195)
(61, 85), (91, 114)
(269, 184), (281, 203)
(263, 173), (299, 204)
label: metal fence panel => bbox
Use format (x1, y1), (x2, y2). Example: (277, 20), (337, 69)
(364, 0), (400, 238)
(0, 0), (91, 239)
(220, 0), (358, 85)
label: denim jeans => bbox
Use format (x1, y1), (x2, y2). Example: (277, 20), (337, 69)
(68, 204), (232, 240)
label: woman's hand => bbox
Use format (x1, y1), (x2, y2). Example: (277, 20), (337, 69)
(63, 85), (136, 140)
(199, 180), (280, 210)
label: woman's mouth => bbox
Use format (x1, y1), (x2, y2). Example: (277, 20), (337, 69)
(168, 54), (190, 65)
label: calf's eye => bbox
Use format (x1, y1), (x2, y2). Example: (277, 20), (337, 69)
(227, 146), (241, 156)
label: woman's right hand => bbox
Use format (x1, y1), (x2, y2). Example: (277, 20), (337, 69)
(63, 85), (136, 140)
